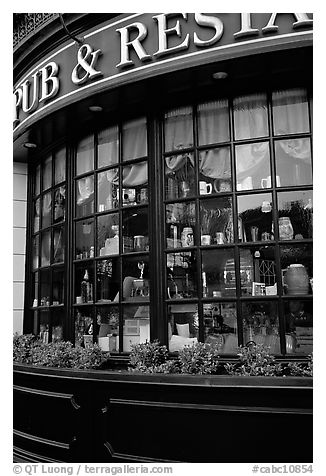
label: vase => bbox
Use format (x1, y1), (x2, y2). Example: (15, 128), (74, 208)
(279, 217), (294, 240)
(285, 264), (309, 295)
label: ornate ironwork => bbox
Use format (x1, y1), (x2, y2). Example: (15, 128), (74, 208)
(13, 13), (57, 48)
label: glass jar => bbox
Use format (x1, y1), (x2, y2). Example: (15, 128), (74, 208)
(181, 227), (194, 247)
(278, 217), (294, 240)
(285, 264), (309, 295)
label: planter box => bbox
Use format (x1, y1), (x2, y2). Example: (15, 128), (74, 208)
(13, 364), (312, 463)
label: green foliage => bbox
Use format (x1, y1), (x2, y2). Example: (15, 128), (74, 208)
(128, 340), (170, 373)
(224, 343), (284, 377)
(13, 333), (108, 369)
(177, 342), (220, 374)
(287, 353), (313, 377)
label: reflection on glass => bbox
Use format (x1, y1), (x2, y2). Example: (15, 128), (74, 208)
(32, 236), (39, 270)
(52, 309), (63, 342)
(76, 135), (94, 175)
(277, 190), (313, 239)
(233, 93), (268, 140)
(204, 302), (238, 353)
(123, 305), (150, 352)
(122, 117), (147, 161)
(40, 269), (51, 306)
(167, 251), (197, 299)
(164, 106), (193, 152)
(239, 247), (276, 296)
(98, 126), (119, 168)
(76, 219), (94, 259)
(97, 306), (120, 352)
(242, 301), (280, 352)
(200, 197), (233, 245)
(168, 303), (198, 352)
(53, 268), (64, 305)
(41, 231), (50, 267)
(280, 244), (312, 296)
(34, 198), (40, 232)
(98, 168), (119, 211)
(121, 256), (150, 300)
(274, 138), (312, 187)
(53, 227), (64, 263)
(54, 148), (66, 184)
(39, 310), (50, 343)
(166, 202), (195, 249)
(42, 192), (52, 228)
(202, 249), (236, 297)
(122, 208), (148, 253)
(42, 155), (52, 191)
(54, 186), (65, 222)
(284, 300), (313, 354)
(35, 164), (41, 196)
(122, 161), (148, 205)
(236, 142), (270, 190)
(198, 100), (229, 145)
(237, 193), (273, 242)
(199, 147), (231, 194)
(97, 213), (119, 256)
(272, 88), (310, 136)
(165, 152), (195, 199)
(32, 272), (38, 306)
(96, 259), (119, 302)
(74, 263), (94, 304)
(76, 175), (94, 218)
(75, 308), (94, 347)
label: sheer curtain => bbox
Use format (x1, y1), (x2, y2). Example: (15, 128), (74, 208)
(164, 107), (193, 152)
(122, 117), (147, 161)
(198, 100), (229, 145)
(76, 135), (94, 175)
(272, 88), (310, 135)
(98, 126), (119, 168)
(54, 148), (66, 184)
(233, 93), (268, 140)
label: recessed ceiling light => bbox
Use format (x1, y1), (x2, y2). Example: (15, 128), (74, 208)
(23, 142), (37, 149)
(89, 105), (103, 112)
(212, 71), (228, 80)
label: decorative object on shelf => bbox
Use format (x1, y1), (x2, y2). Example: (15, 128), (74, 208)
(261, 232), (271, 241)
(134, 235), (145, 251)
(261, 201), (272, 213)
(201, 234), (211, 246)
(252, 282), (266, 296)
(285, 264), (309, 295)
(214, 232), (225, 244)
(33, 299), (38, 307)
(214, 178), (231, 193)
(250, 226), (259, 241)
(81, 270), (93, 303)
(181, 227), (194, 247)
(199, 181), (212, 195)
(279, 217), (294, 240)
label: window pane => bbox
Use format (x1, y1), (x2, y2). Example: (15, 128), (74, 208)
(52, 309), (64, 342)
(277, 190), (313, 239)
(76, 219), (94, 260)
(40, 231), (50, 267)
(122, 208), (149, 253)
(202, 248), (236, 297)
(97, 213), (119, 257)
(53, 227), (65, 263)
(96, 258), (119, 302)
(165, 152), (195, 199)
(239, 246), (277, 296)
(272, 88), (310, 135)
(236, 142), (270, 191)
(198, 100), (229, 145)
(74, 263), (94, 304)
(32, 236), (39, 270)
(53, 267), (64, 305)
(42, 155), (52, 191)
(274, 138), (312, 187)
(200, 197), (233, 245)
(122, 161), (148, 205)
(54, 148), (66, 184)
(97, 306), (120, 352)
(35, 164), (40, 196)
(40, 269), (51, 306)
(280, 244), (312, 296)
(98, 126), (119, 168)
(54, 186), (65, 223)
(75, 308), (94, 347)
(121, 256), (150, 301)
(76, 175), (94, 218)
(32, 272), (39, 307)
(98, 168), (119, 212)
(233, 93), (268, 140)
(284, 299), (313, 355)
(123, 305), (150, 352)
(42, 192), (52, 229)
(167, 251), (197, 299)
(122, 117), (147, 161)
(164, 106), (193, 152)
(199, 147), (231, 193)
(242, 301), (280, 352)
(166, 202), (196, 249)
(76, 135), (94, 175)
(33, 198), (40, 232)
(237, 193), (273, 243)
(204, 302), (238, 353)
(168, 303), (198, 352)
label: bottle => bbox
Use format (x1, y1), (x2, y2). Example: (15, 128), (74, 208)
(81, 270), (89, 303)
(278, 217), (294, 240)
(89, 246), (94, 258)
(181, 227), (194, 247)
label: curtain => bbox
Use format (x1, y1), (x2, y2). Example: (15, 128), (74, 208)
(77, 176), (94, 204)
(98, 126), (119, 168)
(272, 88), (310, 135)
(235, 142), (269, 181)
(54, 148), (66, 184)
(164, 107), (193, 152)
(198, 100), (229, 145)
(122, 117), (147, 161)
(76, 135), (94, 175)
(42, 156), (52, 190)
(233, 93), (268, 140)
(199, 147), (230, 179)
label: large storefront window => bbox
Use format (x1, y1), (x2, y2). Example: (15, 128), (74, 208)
(28, 87), (312, 355)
